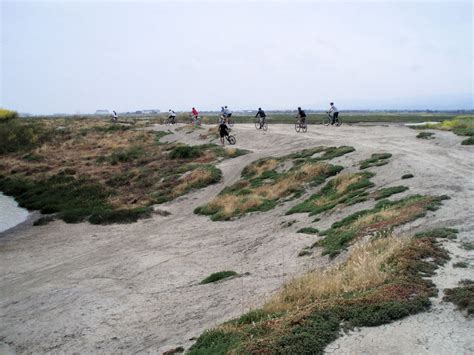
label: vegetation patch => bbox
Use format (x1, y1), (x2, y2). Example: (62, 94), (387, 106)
(461, 242), (474, 251)
(412, 115), (474, 145)
(288, 172), (375, 216)
(189, 228), (455, 354)
(416, 131), (435, 139)
(359, 153), (392, 169)
(372, 186), (409, 200)
(200, 271), (238, 284)
(0, 118), (248, 224)
(316, 194), (449, 257)
(443, 280), (474, 317)
(453, 261), (468, 268)
(195, 146), (354, 221)
(297, 227), (319, 235)
(402, 173), (414, 179)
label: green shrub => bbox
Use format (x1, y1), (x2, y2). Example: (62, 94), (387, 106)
(297, 227), (319, 234)
(188, 330), (243, 355)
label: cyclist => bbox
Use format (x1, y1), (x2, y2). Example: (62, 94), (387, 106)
(223, 106), (232, 118)
(219, 119), (230, 145)
(328, 102), (339, 125)
(191, 107), (199, 122)
(255, 107), (266, 129)
(296, 107), (307, 125)
(112, 110), (118, 122)
(168, 109), (176, 124)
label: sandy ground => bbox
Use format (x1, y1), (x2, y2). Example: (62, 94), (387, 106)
(0, 123), (472, 354)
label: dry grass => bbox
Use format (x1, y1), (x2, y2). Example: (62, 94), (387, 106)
(245, 158), (280, 177)
(172, 168), (214, 196)
(265, 235), (405, 313)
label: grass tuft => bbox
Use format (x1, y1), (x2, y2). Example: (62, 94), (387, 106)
(200, 271), (238, 284)
(372, 186), (409, 200)
(359, 153), (392, 170)
(416, 131), (435, 139)
(401, 173), (414, 179)
(297, 227), (319, 235)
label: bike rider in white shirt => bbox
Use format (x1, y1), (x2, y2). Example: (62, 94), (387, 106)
(328, 102), (339, 125)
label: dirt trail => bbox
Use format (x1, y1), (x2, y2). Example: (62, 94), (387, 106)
(0, 123), (472, 354)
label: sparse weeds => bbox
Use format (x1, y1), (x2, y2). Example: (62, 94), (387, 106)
(189, 228), (454, 353)
(453, 261), (468, 268)
(461, 242), (474, 250)
(359, 153), (392, 169)
(443, 280), (474, 317)
(195, 146), (354, 221)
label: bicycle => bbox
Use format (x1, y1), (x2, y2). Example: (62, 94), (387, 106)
(164, 116), (177, 125)
(322, 112), (342, 126)
(225, 133), (236, 145)
(255, 118), (268, 131)
(295, 118), (308, 133)
(190, 115), (201, 126)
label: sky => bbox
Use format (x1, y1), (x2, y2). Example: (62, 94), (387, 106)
(1, 0), (473, 114)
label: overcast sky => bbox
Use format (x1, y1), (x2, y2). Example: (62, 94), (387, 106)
(1, 0), (472, 114)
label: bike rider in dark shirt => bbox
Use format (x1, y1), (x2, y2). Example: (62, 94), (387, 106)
(255, 107), (266, 129)
(219, 120), (230, 145)
(297, 107), (306, 125)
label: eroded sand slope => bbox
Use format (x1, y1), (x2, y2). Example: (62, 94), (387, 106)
(0, 123), (472, 353)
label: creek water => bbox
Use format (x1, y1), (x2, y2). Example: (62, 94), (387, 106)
(0, 192), (29, 233)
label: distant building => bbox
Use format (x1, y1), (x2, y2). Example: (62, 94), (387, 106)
(95, 109), (109, 115)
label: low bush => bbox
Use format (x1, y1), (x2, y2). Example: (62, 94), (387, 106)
(443, 280), (474, 317)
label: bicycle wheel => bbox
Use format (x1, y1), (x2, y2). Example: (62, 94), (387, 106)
(262, 122), (268, 131)
(295, 122), (301, 132)
(227, 135), (236, 145)
(322, 116), (330, 126)
(302, 123), (308, 133)
(335, 118), (342, 127)
(255, 121), (260, 130)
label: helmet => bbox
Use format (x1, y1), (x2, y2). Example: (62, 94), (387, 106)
(330, 102), (334, 105)
(258, 107), (261, 110)
(298, 107), (301, 110)
(225, 106), (228, 108)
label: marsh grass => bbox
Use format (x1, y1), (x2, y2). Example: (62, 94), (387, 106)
(195, 146), (354, 221)
(287, 172), (375, 216)
(359, 153), (392, 169)
(189, 228), (455, 354)
(316, 194), (449, 257)
(0, 118), (247, 224)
